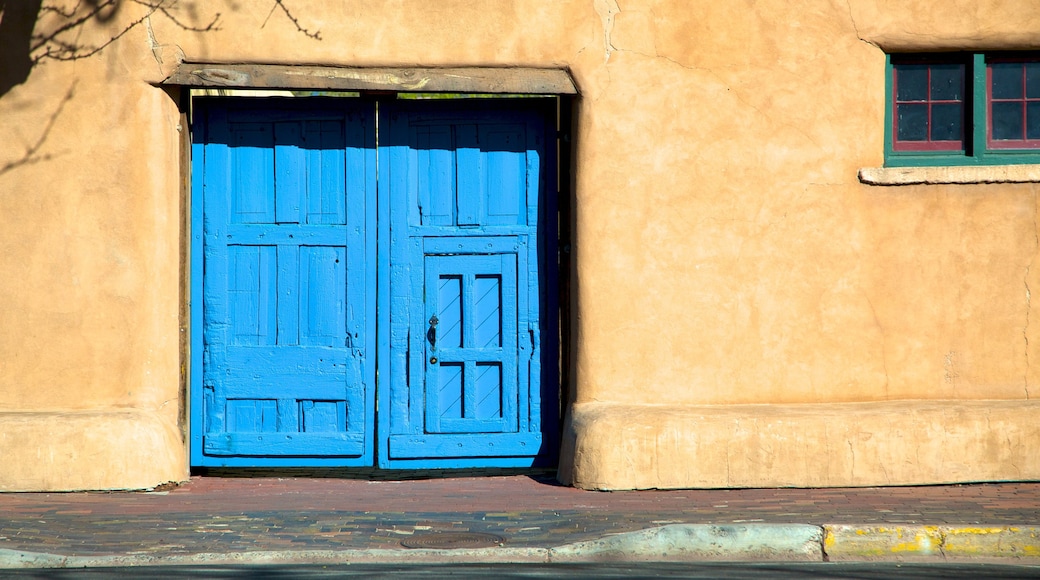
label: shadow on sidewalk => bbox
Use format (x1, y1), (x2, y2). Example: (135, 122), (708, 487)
(191, 467), (562, 485)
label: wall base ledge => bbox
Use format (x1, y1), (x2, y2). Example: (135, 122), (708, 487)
(558, 400), (1040, 490)
(0, 410), (188, 492)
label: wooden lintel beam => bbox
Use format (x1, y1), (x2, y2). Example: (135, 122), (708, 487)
(163, 64), (578, 95)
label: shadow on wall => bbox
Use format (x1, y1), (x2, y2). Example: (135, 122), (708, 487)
(0, 0), (316, 176)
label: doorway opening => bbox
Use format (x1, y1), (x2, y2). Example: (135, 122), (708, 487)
(187, 90), (571, 473)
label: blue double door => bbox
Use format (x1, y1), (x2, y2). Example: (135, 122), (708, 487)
(191, 97), (558, 468)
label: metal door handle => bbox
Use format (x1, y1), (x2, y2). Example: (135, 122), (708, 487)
(427, 315), (438, 350)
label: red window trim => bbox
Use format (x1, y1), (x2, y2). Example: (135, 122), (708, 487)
(892, 62), (966, 152)
(987, 60), (1040, 150)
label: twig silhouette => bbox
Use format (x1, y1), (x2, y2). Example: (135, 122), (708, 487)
(31, 1), (220, 64)
(0, 0), (319, 98)
(263, 0), (321, 40)
(0, 0), (322, 168)
(0, 82), (76, 177)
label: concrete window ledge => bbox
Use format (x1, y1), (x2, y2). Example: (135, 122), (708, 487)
(859, 165), (1040, 185)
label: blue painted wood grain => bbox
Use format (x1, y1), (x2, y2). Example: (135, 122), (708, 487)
(380, 100), (558, 468)
(193, 97), (557, 469)
(192, 100), (376, 466)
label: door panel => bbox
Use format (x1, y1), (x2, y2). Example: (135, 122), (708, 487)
(422, 249), (521, 435)
(191, 99), (376, 466)
(412, 121), (535, 229)
(380, 100), (558, 468)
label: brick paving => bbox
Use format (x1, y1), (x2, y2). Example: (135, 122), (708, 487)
(0, 475), (1037, 558)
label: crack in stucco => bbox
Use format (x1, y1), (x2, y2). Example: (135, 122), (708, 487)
(1026, 189), (1038, 400)
(944, 351), (960, 387)
(724, 440), (732, 486)
(144, 9), (188, 78)
(846, 439), (855, 482)
(1026, 274), (1032, 400)
(145, 15), (164, 71)
(648, 6), (660, 57)
(594, 0), (620, 63)
(844, 0), (879, 49)
(587, 1), (823, 150)
(1007, 433), (1020, 475)
(843, 0), (862, 38)
(863, 294), (890, 398)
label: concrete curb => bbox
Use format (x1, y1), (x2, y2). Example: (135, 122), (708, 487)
(823, 525), (1040, 561)
(1, 524), (1039, 568)
(548, 524), (823, 562)
(0, 548), (549, 568)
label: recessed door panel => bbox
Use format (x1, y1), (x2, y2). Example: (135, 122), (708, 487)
(423, 251), (520, 435)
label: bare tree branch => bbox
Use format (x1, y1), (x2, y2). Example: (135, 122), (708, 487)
(0, 0), (318, 177)
(264, 0), (321, 40)
(31, 0), (119, 58)
(30, 0), (220, 63)
(0, 0), (44, 96)
(140, 0), (219, 33)
(29, 0), (314, 67)
(39, 1), (88, 19)
(0, 82), (75, 177)
(0, 0), (314, 97)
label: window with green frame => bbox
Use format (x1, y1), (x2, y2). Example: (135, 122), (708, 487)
(886, 52), (1040, 167)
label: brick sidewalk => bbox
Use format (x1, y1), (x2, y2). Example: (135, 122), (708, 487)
(0, 476), (1037, 558)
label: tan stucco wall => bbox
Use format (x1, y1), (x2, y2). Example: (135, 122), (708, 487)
(2, 0), (1039, 490)
(560, 400), (1040, 489)
(0, 5), (187, 489)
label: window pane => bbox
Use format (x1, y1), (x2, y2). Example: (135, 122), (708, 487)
(896, 65), (928, 101)
(992, 63), (1024, 100)
(993, 101), (1024, 140)
(896, 103), (928, 141)
(1027, 63), (1040, 99)
(930, 103), (963, 141)
(930, 64), (964, 100)
(1027, 102), (1040, 140)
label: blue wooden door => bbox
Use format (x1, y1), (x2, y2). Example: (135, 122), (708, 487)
(379, 100), (558, 468)
(191, 99), (376, 467)
(192, 97), (557, 468)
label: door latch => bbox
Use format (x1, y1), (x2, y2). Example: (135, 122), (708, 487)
(427, 315), (438, 348)
(427, 315), (439, 365)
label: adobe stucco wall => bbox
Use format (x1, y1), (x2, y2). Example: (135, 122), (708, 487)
(1, 0), (1039, 490)
(0, 4), (188, 490)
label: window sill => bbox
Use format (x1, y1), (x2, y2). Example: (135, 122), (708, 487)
(859, 165), (1040, 186)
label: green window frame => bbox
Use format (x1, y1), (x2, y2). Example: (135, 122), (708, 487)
(886, 52), (1040, 167)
